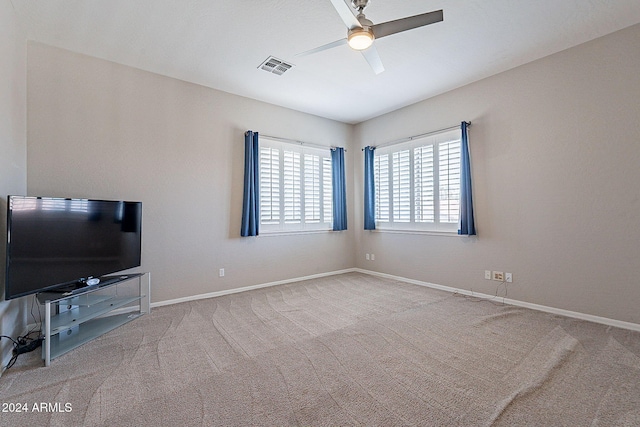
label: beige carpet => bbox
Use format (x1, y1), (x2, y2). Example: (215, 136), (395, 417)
(1, 272), (640, 426)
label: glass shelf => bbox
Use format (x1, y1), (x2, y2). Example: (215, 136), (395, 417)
(40, 272), (150, 366)
(48, 312), (144, 360)
(49, 295), (144, 335)
(37, 273), (145, 305)
(51, 293), (115, 308)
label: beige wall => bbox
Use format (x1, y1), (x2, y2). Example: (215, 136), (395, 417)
(26, 43), (356, 304)
(0, 0), (28, 367)
(354, 23), (640, 324)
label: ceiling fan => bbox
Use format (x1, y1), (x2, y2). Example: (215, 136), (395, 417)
(297, 0), (443, 74)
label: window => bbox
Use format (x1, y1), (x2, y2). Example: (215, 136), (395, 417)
(374, 128), (461, 232)
(260, 138), (333, 232)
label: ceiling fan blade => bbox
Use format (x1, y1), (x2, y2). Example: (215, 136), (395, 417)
(330, 0), (362, 30)
(372, 9), (443, 39)
(361, 45), (385, 74)
(296, 38), (348, 57)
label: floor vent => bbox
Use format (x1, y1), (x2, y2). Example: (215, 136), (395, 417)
(258, 56), (294, 76)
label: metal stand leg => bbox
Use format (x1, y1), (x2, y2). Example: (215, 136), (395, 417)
(139, 272), (151, 314)
(44, 300), (51, 367)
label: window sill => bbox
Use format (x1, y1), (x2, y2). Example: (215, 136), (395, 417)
(259, 229), (338, 237)
(368, 228), (462, 237)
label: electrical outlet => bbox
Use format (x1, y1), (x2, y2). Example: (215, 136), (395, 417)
(492, 271), (504, 281)
(371, 254), (375, 261)
(505, 273), (513, 283)
(366, 253), (370, 260)
(484, 270), (491, 280)
(219, 268), (225, 277)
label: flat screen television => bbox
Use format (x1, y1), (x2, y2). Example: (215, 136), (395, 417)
(4, 196), (142, 300)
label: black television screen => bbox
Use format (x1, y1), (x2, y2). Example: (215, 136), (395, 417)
(4, 196), (142, 300)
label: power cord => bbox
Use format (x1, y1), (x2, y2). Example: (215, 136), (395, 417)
(1, 335), (20, 370)
(29, 294), (43, 336)
(1, 331), (44, 370)
(1, 295), (45, 370)
(454, 280), (509, 306)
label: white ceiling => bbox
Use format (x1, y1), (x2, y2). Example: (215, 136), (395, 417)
(10, 0), (640, 124)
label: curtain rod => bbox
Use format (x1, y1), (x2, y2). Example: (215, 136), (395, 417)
(261, 134), (346, 152)
(362, 122), (471, 151)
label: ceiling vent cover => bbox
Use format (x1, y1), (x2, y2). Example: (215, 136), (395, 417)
(258, 56), (294, 76)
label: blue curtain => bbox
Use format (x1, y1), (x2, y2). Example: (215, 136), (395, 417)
(331, 147), (347, 231)
(363, 146), (376, 230)
(458, 122), (476, 235)
(241, 131), (259, 237)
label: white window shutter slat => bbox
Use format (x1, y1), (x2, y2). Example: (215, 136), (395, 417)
(374, 154), (389, 222)
(323, 157), (332, 224)
(260, 147), (280, 224)
(304, 154), (320, 223)
(439, 141), (461, 224)
(414, 145), (434, 223)
(393, 150), (411, 222)
(284, 150), (301, 223)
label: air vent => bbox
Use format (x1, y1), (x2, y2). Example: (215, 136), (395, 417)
(258, 56), (294, 76)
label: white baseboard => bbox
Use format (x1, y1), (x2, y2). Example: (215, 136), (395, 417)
(354, 268), (640, 332)
(147, 267), (640, 332)
(151, 268), (358, 308)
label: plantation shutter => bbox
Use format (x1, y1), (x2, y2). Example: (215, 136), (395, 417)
(283, 150), (301, 223)
(304, 154), (321, 223)
(392, 149), (411, 222)
(260, 147), (280, 224)
(438, 140), (461, 223)
(414, 145), (434, 222)
(374, 154), (390, 222)
(322, 157), (332, 224)
(369, 126), (463, 232)
(259, 137), (333, 232)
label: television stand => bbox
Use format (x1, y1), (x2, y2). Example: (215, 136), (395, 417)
(37, 272), (150, 366)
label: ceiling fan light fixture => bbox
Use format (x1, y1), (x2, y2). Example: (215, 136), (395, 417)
(348, 28), (374, 50)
